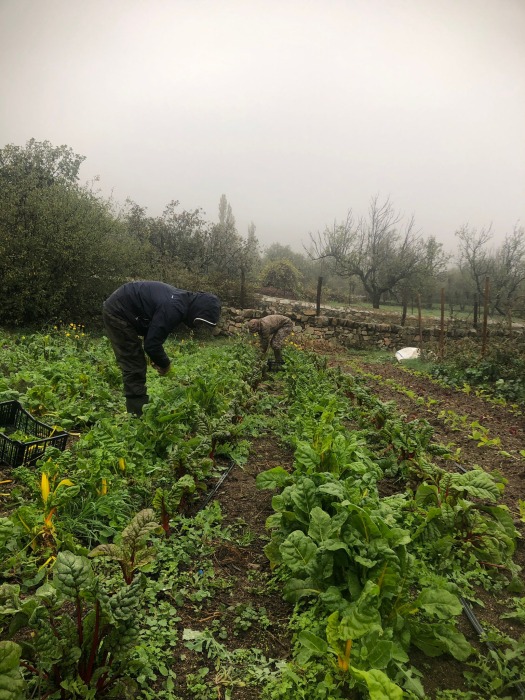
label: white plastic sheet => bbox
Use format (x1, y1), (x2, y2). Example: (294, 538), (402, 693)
(395, 347), (421, 362)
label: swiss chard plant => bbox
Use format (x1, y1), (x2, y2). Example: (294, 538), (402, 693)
(89, 509), (160, 585)
(405, 465), (519, 586)
(258, 469), (473, 697)
(0, 551), (147, 698)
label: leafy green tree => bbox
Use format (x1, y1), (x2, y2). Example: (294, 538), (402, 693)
(261, 243), (339, 300)
(205, 196), (260, 306)
(491, 226), (525, 318)
(394, 236), (449, 324)
(201, 194), (241, 276)
(140, 200), (212, 281)
(0, 139), (146, 325)
(122, 194), (260, 305)
(0, 138), (85, 189)
(238, 221), (260, 307)
(260, 259), (302, 297)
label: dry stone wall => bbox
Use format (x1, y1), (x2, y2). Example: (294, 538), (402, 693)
(219, 296), (525, 351)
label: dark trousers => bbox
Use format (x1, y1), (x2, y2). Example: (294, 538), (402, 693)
(102, 308), (149, 415)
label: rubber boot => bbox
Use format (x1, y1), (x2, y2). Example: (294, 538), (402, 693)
(273, 349), (284, 366)
(126, 395), (149, 416)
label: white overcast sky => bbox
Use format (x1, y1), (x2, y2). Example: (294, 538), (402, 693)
(1, 0), (524, 253)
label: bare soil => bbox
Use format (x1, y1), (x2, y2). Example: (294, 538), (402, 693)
(171, 435), (296, 699)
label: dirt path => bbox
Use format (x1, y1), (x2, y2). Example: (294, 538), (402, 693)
(172, 436), (295, 699)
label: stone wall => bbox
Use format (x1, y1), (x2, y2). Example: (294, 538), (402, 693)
(219, 296), (525, 351)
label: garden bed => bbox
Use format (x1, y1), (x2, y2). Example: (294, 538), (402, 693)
(0, 329), (524, 698)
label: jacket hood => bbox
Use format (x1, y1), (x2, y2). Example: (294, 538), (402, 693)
(186, 292), (221, 328)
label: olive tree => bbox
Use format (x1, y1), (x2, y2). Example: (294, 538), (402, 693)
(393, 236), (449, 325)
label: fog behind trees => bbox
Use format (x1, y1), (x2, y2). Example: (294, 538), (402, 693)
(1, 1), (523, 254)
(1, 139), (524, 326)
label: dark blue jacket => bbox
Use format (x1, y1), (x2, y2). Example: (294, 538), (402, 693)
(104, 281), (221, 367)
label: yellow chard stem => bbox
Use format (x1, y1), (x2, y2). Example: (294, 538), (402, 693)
(44, 507), (56, 527)
(41, 473), (50, 505)
(337, 640), (353, 672)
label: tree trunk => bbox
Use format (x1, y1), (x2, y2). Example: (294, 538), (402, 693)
(400, 301), (407, 327)
(240, 269), (246, 309)
(372, 292), (381, 309)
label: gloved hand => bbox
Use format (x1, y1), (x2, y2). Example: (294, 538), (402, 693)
(151, 362), (171, 376)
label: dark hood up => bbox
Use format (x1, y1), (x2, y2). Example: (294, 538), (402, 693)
(186, 292), (222, 328)
(104, 281), (221, 367)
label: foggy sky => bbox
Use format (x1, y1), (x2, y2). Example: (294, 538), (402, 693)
(1, 0), (524, 255)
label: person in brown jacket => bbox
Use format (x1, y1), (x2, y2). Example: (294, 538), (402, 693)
(247, 314), (294, 364)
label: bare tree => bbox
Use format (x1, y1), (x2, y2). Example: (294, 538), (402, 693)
(309, 195), (430, 308)
(455, 223), (525, 319)
(492, 225), (525, 317)
(455, 224), (494, 299)
(394, 236), (449, 325)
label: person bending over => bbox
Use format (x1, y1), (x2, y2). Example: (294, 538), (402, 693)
(103, 280), (221, 415)
(247, 314), (293, 365)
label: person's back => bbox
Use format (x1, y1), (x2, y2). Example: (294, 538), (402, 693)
(104, 282), (220, 333)
(103, 281), (221, 414)
(104, 282), (193, 331)
(259, 314), (292, 334)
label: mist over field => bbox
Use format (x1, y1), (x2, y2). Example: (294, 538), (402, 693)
(1, 0), (524, 254)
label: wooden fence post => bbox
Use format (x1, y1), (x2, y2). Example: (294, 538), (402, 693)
(417, 294), (423, 355)
(316, 276), (323, 316)
(439, 288), (445, 361)
(481, 277), (490, 358)
(239, 269), (246, 309)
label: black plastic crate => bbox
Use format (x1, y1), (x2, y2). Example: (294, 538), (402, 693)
(0, 401), (69, 467)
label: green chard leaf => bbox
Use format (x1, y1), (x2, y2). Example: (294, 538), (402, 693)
(53, 551), (94, 598)
(414, 588), (463, 620)
(283, 577), (321, 602)
(0, 641), (25, 700)
(351, 666), (404, 700)
(279, 530), (318, 573)
(256, 466), (292, 490)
